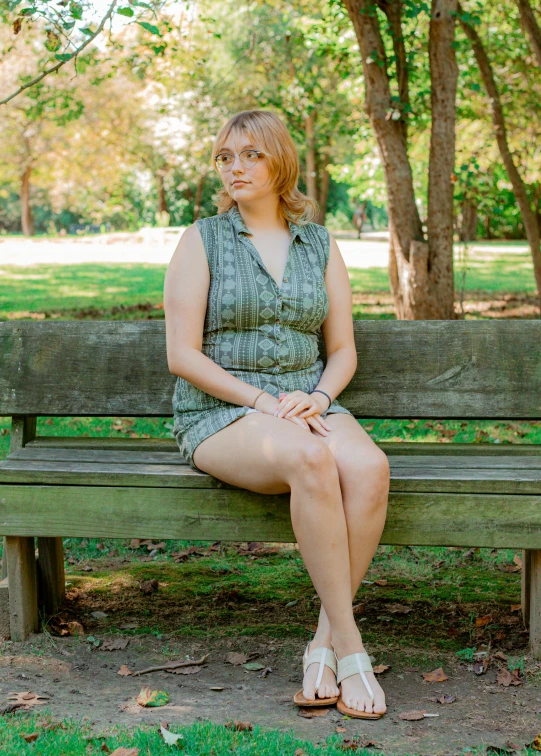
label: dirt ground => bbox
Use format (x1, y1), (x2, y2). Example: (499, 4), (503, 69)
(1, 633), (540, 755)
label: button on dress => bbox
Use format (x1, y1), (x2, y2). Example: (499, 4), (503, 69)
(172, 204), (354, 473)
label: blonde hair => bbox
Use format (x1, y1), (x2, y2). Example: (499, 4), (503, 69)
(211, 110), (318, 225)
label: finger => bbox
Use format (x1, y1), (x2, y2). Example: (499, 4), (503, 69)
(276, 400), (298, 418)
(307, 416), (331, 436)
(285, 401), (310, 418)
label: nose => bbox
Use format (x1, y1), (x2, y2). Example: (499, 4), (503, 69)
(231, 154), (245, 173)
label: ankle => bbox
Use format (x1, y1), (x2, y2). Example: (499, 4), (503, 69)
(331, 631), (365, 660)
(309, 629), (332, 649)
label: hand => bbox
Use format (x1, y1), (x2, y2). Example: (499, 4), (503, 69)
(274, 391), (332, 437)
(253, 390), (312, 431)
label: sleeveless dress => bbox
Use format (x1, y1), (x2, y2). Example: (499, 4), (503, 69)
(172, 204), (354, 473)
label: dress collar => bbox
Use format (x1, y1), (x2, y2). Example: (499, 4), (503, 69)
(226, 204), (310, 243)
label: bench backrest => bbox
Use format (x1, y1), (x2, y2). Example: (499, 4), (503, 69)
(1, 320), (540, 419)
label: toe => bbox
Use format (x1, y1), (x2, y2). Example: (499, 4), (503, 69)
(303, 685), (316, 701)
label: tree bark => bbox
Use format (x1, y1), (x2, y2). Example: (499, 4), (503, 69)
(459, 3), (541, 309)
(342, 0), (457, 319)
(515, 0), (541, 70)
(427, 0), (458, 313)
(157, 170), (169, 215)
(377, 0), (409, 142)
(460, 199), (478, 241)
(20, 165), (34, 237)
(304, 111), (318, 201)
(193, 171), (207, 221)
(315, 137), (332, 225)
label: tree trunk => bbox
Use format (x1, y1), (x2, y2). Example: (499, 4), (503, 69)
(427, 0), (458, 313)
(21, 165), (34, 237)
(315, 138), (332, 225)
(157, 170), (169, 215)
(342, 0), (457, 319)
(193, 172), (206, 221)
(459, 3), (541, 310)
(515, 0), (541, 70)
(460, 199), (478, 241)
(304, 111), (318, 201)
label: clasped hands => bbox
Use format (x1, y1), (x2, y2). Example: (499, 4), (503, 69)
(254, 389), (332, 437)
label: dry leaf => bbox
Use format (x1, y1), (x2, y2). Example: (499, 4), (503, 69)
(102, 638), (130, 651)
(436, 694), (456, 704)
(166, 665), (201, 675)
(422, 667), (448, 682)
(510, 604), (522, 612)
(385, 603), (411, 614)
(373, 664), (391, 674)
(67, 621), (85, 636)
(117, 665), (133, 676)
(21, 732), (39, 742)
(225, 720), (253, 731)
(497, 668), (522, 687)
(297, 707), (331, 718)
(513, 554), (523, 570)
(159, 725), (183, 745)
(528, 733), (541, 751)
(139, 579), (159, 595)
(109, 749), (139, 756)
(399, 710), (427, 721)
(335, 726), (347, 733)
(352, 603), (365, 616)
(373, 579), (388, 586)
(7, 692), (50, 708)
(225, 652), (248, 666)
(475, 614), (493, 627)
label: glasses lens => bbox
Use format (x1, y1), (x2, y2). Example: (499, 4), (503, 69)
(241, 150), (259, 166)
(215, 150), (260, 170)
(216, 154), (233, 170)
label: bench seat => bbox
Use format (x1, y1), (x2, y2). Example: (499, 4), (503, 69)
(1, 438), (541, 549)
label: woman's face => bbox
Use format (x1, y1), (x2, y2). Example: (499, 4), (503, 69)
(218, 132), (275, 202)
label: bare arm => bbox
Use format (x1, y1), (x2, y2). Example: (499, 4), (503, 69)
(311, 232), (358, 408)
(164, 223), (278, 411)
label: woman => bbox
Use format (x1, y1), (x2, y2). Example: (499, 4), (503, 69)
(164, 110), (390, 719)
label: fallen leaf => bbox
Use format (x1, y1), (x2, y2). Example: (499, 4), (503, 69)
(385, 603), (411, 614)
(109, 749), (139, 756)
(225, 720), (253, 731)
(136, 687), (169, 707)
(21, 732), (39, 742)
(294, 750), (306, 756)
(146, 542), (165, 551)
(422, 668), (448, 682)
(493, 651), (508, 661)
(6, 692), (50, 709)
(129, 539), (141, 549)
(373, 664), (391, 674)
(225, 652), (248, 666)
(513, 554), (523, 570)
(510, 604), (522, 612)
(139, 579), (159, 595)
(91, 611), (108, 620)
(244, 662), (266, 671)
(497, 563), (520, 573)
(297, 707), (331, 718)
(166, 665), (201, 675)
(528, 733), (541, 751)
(335, 726), (347, 733)
(102, 638), (130, 651)
(475, 614), (493, 627)
(399, 710), (427, 721)
(352, 603), (365, 616)
(436, 694), (456, 704)
(159, 725), (183, 745)
(117, 665), (133, 676)
(474, 657), (489, 675)
(373, 579), (388, 586)
(497, 668), (522, 687)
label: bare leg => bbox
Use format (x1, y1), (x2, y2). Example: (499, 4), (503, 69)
(192, 412), (379, 712)
(303, 414), (389, 714)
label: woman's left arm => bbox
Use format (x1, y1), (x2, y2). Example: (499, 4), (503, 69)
(275, 231), (358, 419)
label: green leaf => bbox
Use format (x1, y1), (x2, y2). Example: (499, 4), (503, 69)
(55, 53), (73, 61)
(136, 20), (161, 35)
(79, 27), (94, 35)
(70, 1), (83, 20)
(244, 662), (266, 671)
(62, 19), (76, 29)
(117, 6), (134, 16)
(145, 689), (169, 707)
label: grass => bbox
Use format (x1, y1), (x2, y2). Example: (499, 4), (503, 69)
(6, 712), (534, 756)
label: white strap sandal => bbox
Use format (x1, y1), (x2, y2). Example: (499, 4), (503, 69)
(293, 642), (339, 707)
(336, 651), (384, 719)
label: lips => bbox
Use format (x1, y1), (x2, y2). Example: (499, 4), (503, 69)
(232, 181), (248, 186)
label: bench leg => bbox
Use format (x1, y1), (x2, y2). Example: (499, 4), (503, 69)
(1, 537), (7, 580)
(527, 549), (541, 659)
(0, 577), (9, 638)
(522, 549), (532, 630)
(5, 537), (38, 641)
(37, 537), (65, 617)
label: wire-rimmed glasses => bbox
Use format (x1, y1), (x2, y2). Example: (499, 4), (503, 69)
(214, 149), (268, 171)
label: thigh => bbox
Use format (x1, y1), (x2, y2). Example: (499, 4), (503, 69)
(192, 412), (325, 495)
(314, 413), (386, 468)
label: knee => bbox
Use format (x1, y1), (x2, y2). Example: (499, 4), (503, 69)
(290, 437), (337, 482)
(340, 447), (390, 503)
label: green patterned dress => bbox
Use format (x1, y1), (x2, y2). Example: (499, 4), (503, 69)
(172, 204), (353, 473)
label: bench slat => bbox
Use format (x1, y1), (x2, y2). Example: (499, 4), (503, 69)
(2, 320), (541, 418)
(3, 456), (541, 493)
(1, 484), (541, 548)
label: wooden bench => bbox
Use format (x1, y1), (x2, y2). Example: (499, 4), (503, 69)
(1, 320), (541, 655)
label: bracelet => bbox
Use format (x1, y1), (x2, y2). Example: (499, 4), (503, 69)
(252, 389), (266, 409)
(311, 389), (332, 410)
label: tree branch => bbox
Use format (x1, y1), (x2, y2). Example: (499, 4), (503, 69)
(376, 0), (409, 142)
(515, 0), (541, 70)
(0, 0), (118, 106)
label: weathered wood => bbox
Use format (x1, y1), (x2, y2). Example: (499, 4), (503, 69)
(0, 578), (9, 638)
(36, 537), (65, 618)
(522, 549), (532, 630)
(1, 485), (541, 548)
(5, 536), (38, 641)
(3, 452), (541, 493)
(528, 550), (541, 658)
(2, 320), (541, 418)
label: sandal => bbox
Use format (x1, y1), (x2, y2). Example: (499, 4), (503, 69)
(293, 642), (339, 707)
(336, 651), (384, 720)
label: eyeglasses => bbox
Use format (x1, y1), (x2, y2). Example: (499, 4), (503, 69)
(214, 149), (268, 171)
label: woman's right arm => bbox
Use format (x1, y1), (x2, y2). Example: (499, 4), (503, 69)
(164, 223), (279, 414)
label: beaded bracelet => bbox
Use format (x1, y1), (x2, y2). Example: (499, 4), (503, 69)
(311, 389), (332, 410)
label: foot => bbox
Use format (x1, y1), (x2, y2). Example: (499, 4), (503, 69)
(302, 638), (340, 702)
(335, 639), (387, 716)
